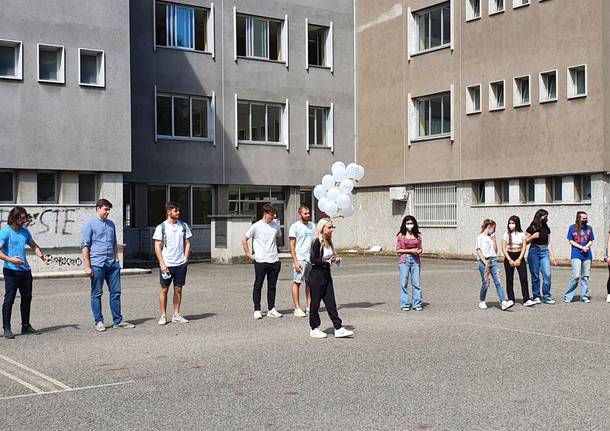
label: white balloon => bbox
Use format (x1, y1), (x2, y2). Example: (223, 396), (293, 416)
(346, 163), (358, 179)
(341, 205), (354, 217)
(354, 165), (365, 181)
(331, 161), (346, 172)
(327, 187), (341, 201)
(337, 193), (351, 210)
(332, 165), (347, 182)
(318, 197), (330, 213)
(322, 174), (336, 190)
(313, 184), (327, 200)
(325, 201), (338, 217)
(339, 178), (354, 193)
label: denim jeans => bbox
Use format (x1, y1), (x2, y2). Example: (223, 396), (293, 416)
(399, 256), (421, 308)
(90, 260), (123, 325)
(478, 258), (506, 302)
(563, 258), (591, 301)
(2, 268), (33, 330)
(527, 245), (552, 300)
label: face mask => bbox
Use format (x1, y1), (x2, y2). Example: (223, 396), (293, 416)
(581, 219), (588, 225)
(508, 224), (516, 231)
(405, 224), (414, 231)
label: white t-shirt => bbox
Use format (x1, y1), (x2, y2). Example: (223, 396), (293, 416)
(288, 221), (315, 261)
(502, 231), (526, 248)
(245, 220), (281, 263)
(323, 245), (334, 260)
(152, 220), (193, 267)
(476, 233), (496, 258)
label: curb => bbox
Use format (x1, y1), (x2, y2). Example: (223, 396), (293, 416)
(0, 268), (152, 281)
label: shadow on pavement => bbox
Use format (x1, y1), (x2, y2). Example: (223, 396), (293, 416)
(184, 313), (216, 321)
(338, 301), (385, 309)
(38, 324), (80, 333)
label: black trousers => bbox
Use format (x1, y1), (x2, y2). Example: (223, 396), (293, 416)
(503, 251), (530, 302)
(308, 268), (342, 330)
(607, 265), (610, 294)
(3, 268), (33, 330)
(252, 261), (281, 311)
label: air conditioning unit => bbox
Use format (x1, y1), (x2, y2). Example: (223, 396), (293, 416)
(389, 186), (408, 201)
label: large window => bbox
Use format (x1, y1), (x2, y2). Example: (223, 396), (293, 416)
(37, 173), (57, 204)
(415, 92), (451, 139)
(79, 49), (105, 87)
(156, 1), (209, 52)
(568, 65), (587, 99)
(414, 3), (451, 53)
(156, 93), (211, 140)
(413, 183), (457, 227)
(38, 44), (65, 83)
(0, 40), (23, 80)
(308, 24), (330, 67)
(78, 173), (96, 204)
(0, 171), (14, 203)
(237, 100), (283, 144)
(236, 14), (284, 61)
(308, 106), (329, 147)
(540, 70), (557, 103)
(147, 185), (213, 227)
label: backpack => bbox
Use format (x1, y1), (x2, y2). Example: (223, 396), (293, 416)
(159, 221), (187, 250)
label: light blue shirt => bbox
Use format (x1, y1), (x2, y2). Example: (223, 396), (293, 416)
(81, 217), (117, 267)
(0, 225), (34, 271)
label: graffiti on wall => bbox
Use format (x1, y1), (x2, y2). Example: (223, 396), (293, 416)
(0, 208), (76, 235)
(46, 255), (83, 267)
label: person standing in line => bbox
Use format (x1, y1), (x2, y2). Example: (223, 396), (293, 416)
(476, 219), (514, 311)
(502, 215), (535, 307)
(563, 211), (594, 303)
(0, 207), (48, 339)
(396, 215), (423, 311)
(525, 209), (558, 304)
(81, 199), (135, 332)
(606, 231), (610, 303)
(288, 205), (315, 317)
(153, 202), (192, 325)
(308, 218), (353, 338)
(242, 203), (283, 320)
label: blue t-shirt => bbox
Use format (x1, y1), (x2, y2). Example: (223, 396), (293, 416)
(567, 224), (595, 260)
(0, 225), (34, 271)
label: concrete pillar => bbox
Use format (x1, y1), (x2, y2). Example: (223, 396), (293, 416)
(509, 179), (520, 204)
(59, 172), (78, 204)
(562, 176), (576, 203)
(534, 178), (548, 204)
(286, 186), (299, 226)
(484, 181), (496, 204)
(98, 173), (123, 243)
(16, 171), (36, 205)
(216, 185), (229, 214)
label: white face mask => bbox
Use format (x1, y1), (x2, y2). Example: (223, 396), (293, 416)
(405, 224), (414, 231)
(508, 223), (516, 231)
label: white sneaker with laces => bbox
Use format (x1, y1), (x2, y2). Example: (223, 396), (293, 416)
(582, 297), (591, 303)
(306, 308), (310, 315)
(253, 310), (263, 320)
(478, 302), (488, 309)
(544, 298), (556, 305)
(172, 314), (189, 323)
(334, 327), (354, 338)
(267, 308), (283, 318)
(607, 294), (610, 303)
(563, 298), (571, 303)
(158, 315), (167, 325)
(523, 299), (536, 307)
(533, 297), (542, 304)
(113, 321), (135, 329)
(95, 321), (106, 332)
(294, 308), (307, 318)
(310, 328), (327, 338)
(501, 300), (515, 311)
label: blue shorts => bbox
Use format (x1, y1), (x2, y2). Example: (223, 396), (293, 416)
(160, 263), (188, 287)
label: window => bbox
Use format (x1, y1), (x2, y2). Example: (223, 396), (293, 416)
(0, 40), (22, 80)
(473, 182), (485, 204)
(489, 0), (505, 14)
(192, 187), (213, 225)
(568, 65), (587, 99)
(170, 186), (191, 224)
(520, 178), (535, 203)
(155, 1), (209, 52)
(237, 100), (283, 144)
(37, 173), (57, 204)
(513, 75), (530, 107)
(147, 185), (213, 227)
(236, 14), (284, 61)
(415, 92), (451, 139)
(147, 185), (167, 227)
(78, 173), (96, 203)
(466, 0), (481, 20)
(308, 24), (330, 67)
(539, 70), (557, 103)
(414, 3), (451, 53)
(489, 80), (505, 110)
(38, 44), (65, 83)
(156, 93), (211, 140)
(466, 85), (481, 114)
(513, 0), (530, 8)
(79, 49), (105, 87)
(413, 183), (457, 227)
(495, 180), (509, 203)
(0, 171), (14, 203)
(308, 106), (329, 147)
(547, 177), (562, 202)
(123, 184), (133, 227)
(574, 175), (592, 201)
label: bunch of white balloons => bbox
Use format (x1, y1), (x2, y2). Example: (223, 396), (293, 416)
(314, 162), (365, 218)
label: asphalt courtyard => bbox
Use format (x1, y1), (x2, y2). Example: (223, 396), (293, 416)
(2, 256), (610, 430)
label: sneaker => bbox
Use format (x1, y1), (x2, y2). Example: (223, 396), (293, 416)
(267, 308), (283, 318)
(294, 308), (307, 318)
(478, 302), (488, 309)
(334, 327), (354, 338)
(95, 321), (106, 332)
(21, 324), (40, 335)
(400, 306), (410, 311)
(253, 310), (263, 320)
(563, 298), (571, 303)
(533, 297), (542, 305)
(310, 327), (327, 338)
(113, 321), (135, 329)
(158, 315), (167, 325)
(172, 314), (189, 323)
(543, 298), (555, 305)
(523, 299), (536, 307)
(305, 307), (310, 315)
(582, 297), (591, 303)
(607, 294), (610, 303)
(501, 300), (515, 311)
(414, 306), (423, 311)
(3, 328), (14, 339)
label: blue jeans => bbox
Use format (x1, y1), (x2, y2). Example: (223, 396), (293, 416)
(478, 258), (506, 302)
(527, 246), (552, 300)
(399, 257), (421, 308)
(90, 260), (123, 325)
(563, 258), (591, 301)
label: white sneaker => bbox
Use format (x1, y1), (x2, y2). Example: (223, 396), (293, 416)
(582, 297), (591, 303)
(478, 302), (488, 309)
(533, 297), (542, 304)
(400, 307), (410, 311)
(172, 314), (189, 323)
(523, 299), (536, 307)
(415, 306), (423, 311)
(267, 308), (283, 318)
(305, 307), (310, 315)
(95, 321), (106, 332)
(158, 315), (167, 325)
(563, 298), (571, 303)
(113, 321), (135, 329)
(607, 294), (610, 303)
(501, 300), (515, 311)
(294, 308), (307, 318)
(334, 327), (354, 338)
(253, 310), (263, 320)
(544, 298), (556, 305)
(310, 328), (327, 338)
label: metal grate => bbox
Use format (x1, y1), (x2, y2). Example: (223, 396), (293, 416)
(413, 183), (457, 227)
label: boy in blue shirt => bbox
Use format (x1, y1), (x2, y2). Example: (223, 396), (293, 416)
(563, 211), (595, 303)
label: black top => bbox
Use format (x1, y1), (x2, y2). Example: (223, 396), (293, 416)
(527, 224), (551, 246)
(310, 238), (331, 269)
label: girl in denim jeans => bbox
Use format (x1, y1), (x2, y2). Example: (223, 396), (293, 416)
(396, 215), (423, 311)
(476, 219), (514, 311)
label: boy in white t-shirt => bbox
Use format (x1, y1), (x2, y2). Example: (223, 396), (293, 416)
(153, 202), (193, 326)
(288, 205), (315, 317)
(242, 203), (283, 320)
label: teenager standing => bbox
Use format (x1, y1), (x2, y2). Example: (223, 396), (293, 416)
(502, 216), (534, 306)
(396, 215), (423, 311)
(563, 211), (594, 303)
(525, 209), (558, 304)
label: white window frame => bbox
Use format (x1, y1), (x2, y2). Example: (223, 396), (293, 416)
(307, 104), (333, 149)
(155, 2), (212, 53)
(236, 14), (287, 63)
(155, 92), (214, 142)
(513, 75), (530, 108)
(567, 64), (587, 99)
(539, 69), (558, 103)
(489, 80), (505, 111)
(412, 91), (452, 141)
(0, 39), (23, 80)
(513, 0), (530, 8)
(466, 84), (482, 114)
(413, 183), (457, 227)
(466, 0), (481, 21)
(0, 170), (15, 204)
(78, 48), (105, 88)
(306, 22), (333, 70)
(236, 99), (286, 146)
(489, 0), (505, 15)
(411, 2), (452, 56)
(37, 43), (65, 84)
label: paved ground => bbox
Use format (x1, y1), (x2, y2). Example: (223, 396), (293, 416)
(2, 256), (610, 430)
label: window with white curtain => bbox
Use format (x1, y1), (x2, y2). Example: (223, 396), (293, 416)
(539, 70), (558, 103)
(489, 0), (505, 14)
(466, 0), (481, 21)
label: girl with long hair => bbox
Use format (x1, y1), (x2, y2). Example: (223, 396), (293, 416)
(308, 218), (353, 339)
(396, 215), (423, 311)
(502, 215), (535, 306)
(525, 209), (558, 304)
